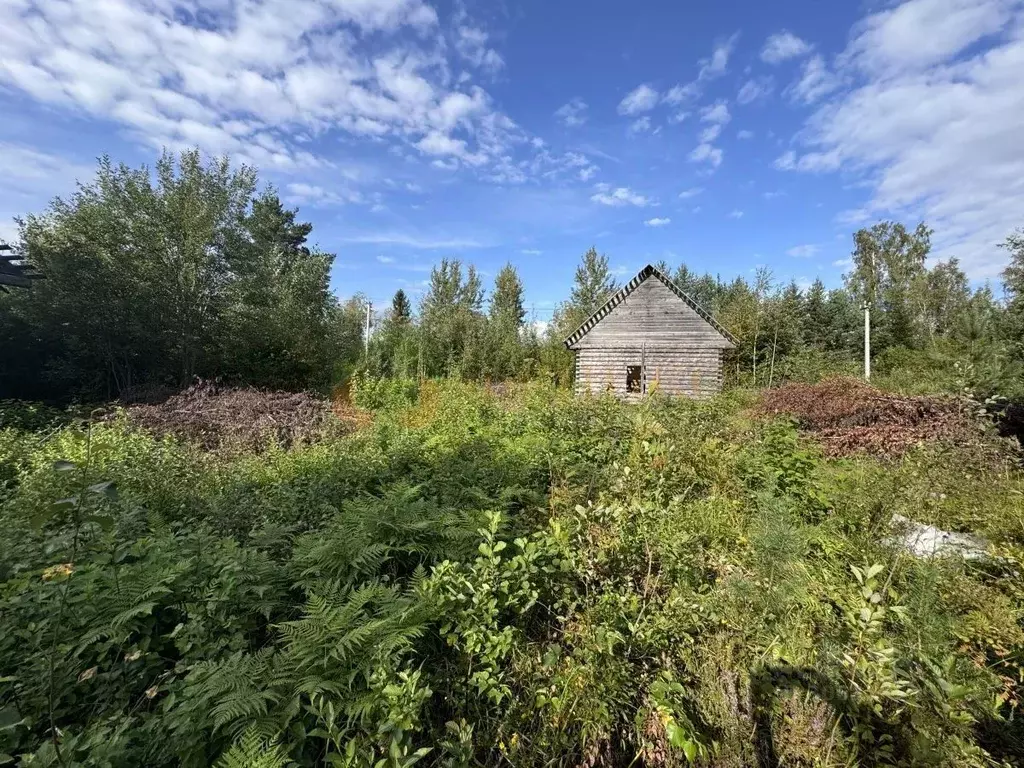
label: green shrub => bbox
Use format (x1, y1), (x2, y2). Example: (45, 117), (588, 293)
(0, 382), (1021, 766)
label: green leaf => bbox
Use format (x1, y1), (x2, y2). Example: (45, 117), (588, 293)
(30, 508), (57, 531)
(866, 563), (884, 580)
(850, 565), (864, 585)
(53, 460), (76, 472)
(87, 480), (118, 500)
(85, 514), (115, 532)
(682, 740), (698, 763)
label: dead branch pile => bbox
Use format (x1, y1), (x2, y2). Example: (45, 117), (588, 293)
(121, 380), (352, 451)
(757, 377), (977, 458)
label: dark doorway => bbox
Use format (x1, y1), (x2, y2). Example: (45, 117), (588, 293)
(626, 365), (643, 393)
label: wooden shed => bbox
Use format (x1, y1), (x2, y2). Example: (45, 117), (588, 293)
(564, 264), (736, 400)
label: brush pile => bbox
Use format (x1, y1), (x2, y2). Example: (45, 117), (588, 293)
(758, 377), (977, 458)
(122, 379), (345, 451)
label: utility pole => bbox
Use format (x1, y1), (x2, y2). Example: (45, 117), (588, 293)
(364, 299), (372, 356)
(863, 301), (871, 380)
(863, 248), (873, 381)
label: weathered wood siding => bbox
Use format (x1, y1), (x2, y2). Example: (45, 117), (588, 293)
(573, 278), (733, 350)
(574, 347), (723, 400)
(569, 274), (731, 400)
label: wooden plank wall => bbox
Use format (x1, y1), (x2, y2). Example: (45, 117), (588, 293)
(574, 347), (723, 400)
(570, 275), (730, 400)
(574, 277), (733, 350)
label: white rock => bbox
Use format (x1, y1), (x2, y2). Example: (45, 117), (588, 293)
(888, 514), (988, 560)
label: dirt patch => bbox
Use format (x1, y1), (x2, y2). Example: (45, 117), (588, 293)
(121, 380), (364, 451)
(757, 377), (979, 458)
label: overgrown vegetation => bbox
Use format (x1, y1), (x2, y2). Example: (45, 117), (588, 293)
(5, 149), (1024, 407)
(2, 381), (1022, 766)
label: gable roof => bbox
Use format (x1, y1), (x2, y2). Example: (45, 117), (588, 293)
(563, 264), (737, 349)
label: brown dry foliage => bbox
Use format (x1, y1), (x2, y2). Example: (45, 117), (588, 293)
(121, 379), (362, 451)
(756, 377), (979, 458)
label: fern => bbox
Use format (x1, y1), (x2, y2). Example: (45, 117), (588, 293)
(215, 727), (288, 768)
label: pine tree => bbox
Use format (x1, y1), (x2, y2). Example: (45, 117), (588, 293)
(391, 289), (412, 324)
(1001, 230), (1024, 352)
(802, 279), (830, 350)
(490, 263), (526, 326)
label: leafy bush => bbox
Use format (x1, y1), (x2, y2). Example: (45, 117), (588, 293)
(1, 381), (1022, 766)
(350, 374), (419, 412)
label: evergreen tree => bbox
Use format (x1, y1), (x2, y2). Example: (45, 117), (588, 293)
(1001, 230), (1024, 352)
(802, 279), (830, 350)
(391, 289), (413, 324)
(486, 264), (527, 380)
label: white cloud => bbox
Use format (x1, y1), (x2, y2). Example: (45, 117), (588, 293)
(520, 248), (542, 255)
(285, 182), (364, 206)
(0, 142), (95, 196)
(344, 233), (485, 248)
(700, 101), (731, 124)
(737, 129), (755, 139)
(664, 82), (700, 105)
(668, 111), (690, 124)
(678, 187), (703, 198)
(778, 0), (1024, 277)
(377, 254), (396, 263)
(737, 77), (774, 105)
(644, 217), (671, 227)
(787, 244), (819, 258)
(774, 150), (797, 170)
(0, 0), (542, 183)
(773, 148), (841, 172)
(786, 55), (842, 104)
(688, 143), (723, 168)
(554, 97), (588, 127)
(699, 124), (722, 143)
(761, 31), (813, 64)
(455, 25), (504, 74)
(618, 84), (660, 115)
(842, 0), (1015, 75)
(629, 116), (652, 134)
(415, 131), (488, 165)
(728, 209), (744, 219)
(590, 186), (651, 207)
(699, 33), (740, 80)
(833, 257), (854, 268)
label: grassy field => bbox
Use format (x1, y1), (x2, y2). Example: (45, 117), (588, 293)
(1, 381), (1022, 767)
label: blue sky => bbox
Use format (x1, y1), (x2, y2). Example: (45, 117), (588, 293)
(2, 0), (1023, 318)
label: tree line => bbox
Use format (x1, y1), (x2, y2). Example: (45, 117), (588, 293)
(370, 228), (1024, 396)
(3, 150), (1024, 402)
